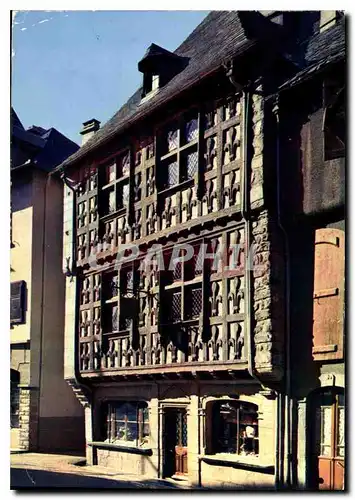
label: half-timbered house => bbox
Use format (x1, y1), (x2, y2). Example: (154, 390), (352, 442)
(55, 11), (345, 489)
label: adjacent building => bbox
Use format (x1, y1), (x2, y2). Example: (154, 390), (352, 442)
(10, 109), (85, 452)
(55, 11), (345, 489)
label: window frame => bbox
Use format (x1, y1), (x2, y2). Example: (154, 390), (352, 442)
(102, 400), (150, 447)
(157, 111), (199, 192)
(208, 399), (259, 457)
(163, 241), (203, 324)
(10, 280), (26, 325)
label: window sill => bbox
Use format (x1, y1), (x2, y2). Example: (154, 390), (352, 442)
(158, 178), (194, 197)
(88, 441), (152, 456)
(200, 454), (274, 475)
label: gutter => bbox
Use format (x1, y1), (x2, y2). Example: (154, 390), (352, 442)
(273, 97), (292, 488)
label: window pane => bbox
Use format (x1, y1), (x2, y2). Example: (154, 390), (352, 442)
(337, 405), (344, 456)
(126, 422), (138, 442)
(122, 154), (130, 177)
(185, 118), (198, 143)
(187, 151), (198, 179)
(109, 189), (116, 213)
(106, 163), (116, 183)
(125, 403), (138, 421)
(320, 406), (332, 456)
(167, 129), (178, 151)
(167, 161), (179, 187)
(115, 404), (126, 421)
(122, 183), (129, 206)
(152, 74), (159, 91)
(213, 401), (259, 455)
(171, 292), (182, 322)
(186, 287), (202, 319)
(112, 305), (119, 332)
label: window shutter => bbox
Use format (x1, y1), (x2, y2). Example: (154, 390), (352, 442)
(312, 229), (344, 361)
(10, 280), (25, 324)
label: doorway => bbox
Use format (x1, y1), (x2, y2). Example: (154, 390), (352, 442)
(163, 408), (188, 478)
(309, 387), (344, 490)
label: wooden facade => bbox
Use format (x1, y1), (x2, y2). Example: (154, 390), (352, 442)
(58, 11), (346, 490)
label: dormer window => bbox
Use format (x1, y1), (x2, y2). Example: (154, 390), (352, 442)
(143, 73), (160, 98)
(138, 43), (188, 104)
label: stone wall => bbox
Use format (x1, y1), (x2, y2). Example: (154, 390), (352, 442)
(252, 210), (285, 382)
(89, 380), (276, 488)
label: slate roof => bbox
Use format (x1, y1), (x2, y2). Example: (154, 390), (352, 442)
(57, 11), (284, 171)
(138, 43), (183, 72)
(11, 108), (80, 172)
(279, 16), (346, 91)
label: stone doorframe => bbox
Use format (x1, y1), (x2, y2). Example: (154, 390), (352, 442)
(158, 401), (190, 479)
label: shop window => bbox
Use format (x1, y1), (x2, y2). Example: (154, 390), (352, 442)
(10, 369), (20, 428)
(207, 400), (259, 456)
(102, 401), (149, 447)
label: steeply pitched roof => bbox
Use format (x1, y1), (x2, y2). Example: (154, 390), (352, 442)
(11, 109), (79, 172)
(57, 11), (282, 171)
(138, 43), (182, 72)
(11, 108), (24, 130)
(279, 17), (346, 91)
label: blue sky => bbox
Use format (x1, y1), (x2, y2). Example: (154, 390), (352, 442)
(11, 10), (209, 145)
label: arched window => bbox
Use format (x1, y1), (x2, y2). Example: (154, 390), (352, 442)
(207, 400), (259, 456)
(10, 369), (20, 429)
(101, 401), (149, 447)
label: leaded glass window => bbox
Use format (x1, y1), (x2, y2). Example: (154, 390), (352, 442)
(171, 292), (182, 322)
(109, 189), (116, 213)
(186, 286), (202, 319)
(107, 162), (116, 183)
(103, 401), (150, 446)
(167, 129), (178, 152)
(167, 161), (179, 187)
(122, 183), (129, 206)
(185, 118), (198, 143)
(176, 410), (188, 447)
(121, 154), (130, 177)
(187, 151), (198, 179)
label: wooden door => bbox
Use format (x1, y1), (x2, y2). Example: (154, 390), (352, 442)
(312, 229), (345, 361)
(164, 408), (188, 477)
(312, 389), (345, 490)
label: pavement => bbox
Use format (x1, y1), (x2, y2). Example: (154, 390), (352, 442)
(10, 452), (193, 490)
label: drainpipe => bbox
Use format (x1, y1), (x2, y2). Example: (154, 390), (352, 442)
(59, 170), (93, 438)
(273, 97), (292, 488)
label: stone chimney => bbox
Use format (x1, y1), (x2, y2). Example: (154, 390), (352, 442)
(80, 119), (101, 146)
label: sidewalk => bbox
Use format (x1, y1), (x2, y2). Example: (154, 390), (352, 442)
(10, 452), (192, 489)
